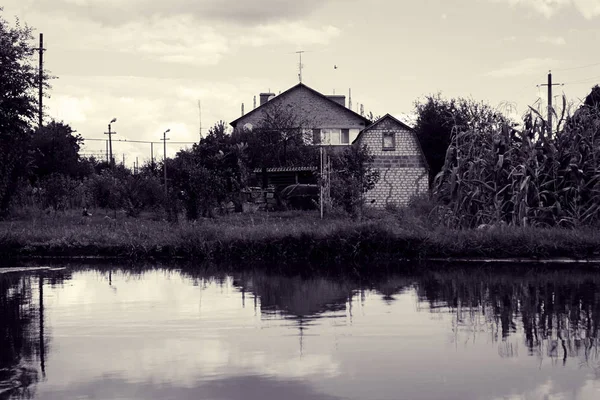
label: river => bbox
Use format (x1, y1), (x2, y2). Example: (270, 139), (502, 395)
(1, 263), (599, 400)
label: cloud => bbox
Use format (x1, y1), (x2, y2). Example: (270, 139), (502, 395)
(20, 0), (344, 26)
(44, 14), (230, 67)
(484, 57), (563, 77)
(573, 0), (600, 18)
(493, 0), (600, 19)
(537, 35), (567, 45)
(237, 23), (342, 47)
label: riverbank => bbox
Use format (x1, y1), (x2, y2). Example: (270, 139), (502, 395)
(1, 208), (600, 265)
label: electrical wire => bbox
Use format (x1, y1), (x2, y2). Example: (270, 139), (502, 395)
(554, 61), (600, 72)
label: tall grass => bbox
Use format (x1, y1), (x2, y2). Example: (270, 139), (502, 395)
(2, 208), (600, 263)
(432, 100), (600, 228)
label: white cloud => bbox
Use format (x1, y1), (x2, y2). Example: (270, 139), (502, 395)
(494, 0), (600, 19)
(18, 0), (346, 26)
(573, 0), (600, 18)
(484, 57), (563, 77)
(537, 35), (567, 45)
(237, 22), (341, 47)
(52, 95), (93, 123)
(56, 15), (231, 67)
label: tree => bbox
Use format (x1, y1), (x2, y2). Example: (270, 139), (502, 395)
(413, 94), (507, 186)
(30, 121), (85, 181)
(169, 121), (249, 219)
(329, 144), (380, 218)
(232, 102), (318, 171)
(0, 9), (48, 215)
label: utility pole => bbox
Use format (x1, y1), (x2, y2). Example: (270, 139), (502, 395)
(162, 129), (170, 197)
(150, 142), (154, 170)
(296, 50), (305, 83)
(348, 88), (352, 110)
(105, 140), (109, 164)
(105, 118), (117, 167)
(198, 100), (202, 141)
(538, 70), (563, 136)
(38, 33), (45, 129)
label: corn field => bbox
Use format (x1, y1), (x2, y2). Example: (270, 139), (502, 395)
(432, 97), (600, 228)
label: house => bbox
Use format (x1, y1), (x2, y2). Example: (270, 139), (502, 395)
(353, 114), (429, 208)
(230, 83), (429, 208)
(230, 82), (372, 147)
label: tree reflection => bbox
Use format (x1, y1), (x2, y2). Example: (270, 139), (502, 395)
(0, 270), (69, 399)
(414, 267), (600, 368)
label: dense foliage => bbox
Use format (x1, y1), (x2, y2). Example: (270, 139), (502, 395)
(0, 9), (45, 215)
(432, 86), (600, 229)
(413, 94), (507, 186)
(329, 144), (380, 217)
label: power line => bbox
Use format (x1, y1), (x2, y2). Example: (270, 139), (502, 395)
(555, 61), (600, 72)
(563, 75), (600, 85)
(82, 138), (197, 144)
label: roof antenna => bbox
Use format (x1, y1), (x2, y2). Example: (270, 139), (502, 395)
(296, 50), (304, 83)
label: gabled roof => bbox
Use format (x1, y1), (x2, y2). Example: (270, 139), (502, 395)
(352, 113), (415, 144)
(353, 113), (430, 171)
(230, 82), (372, 128)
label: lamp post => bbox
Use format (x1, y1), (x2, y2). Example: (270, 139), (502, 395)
(105, 118), (117, 167)
(162, 129), (170, 196)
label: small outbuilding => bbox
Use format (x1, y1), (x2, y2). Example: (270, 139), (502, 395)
(353, 114), (429, 208)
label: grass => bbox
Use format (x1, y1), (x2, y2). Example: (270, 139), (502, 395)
(2, 206), (600, 267)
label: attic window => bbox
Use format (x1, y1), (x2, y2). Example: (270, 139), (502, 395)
(382, 132), (395, 150)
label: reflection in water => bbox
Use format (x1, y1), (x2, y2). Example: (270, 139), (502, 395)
(0, 269), (69, 399)
(415, 269), (600, 375)
(1, 264), (600, 399)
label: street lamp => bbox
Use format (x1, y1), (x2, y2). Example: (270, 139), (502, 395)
(162, 129), (170, 196)
(105, 118), (117, 167)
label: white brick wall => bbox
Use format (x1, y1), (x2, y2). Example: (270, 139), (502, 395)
(356, 116), (429, 208)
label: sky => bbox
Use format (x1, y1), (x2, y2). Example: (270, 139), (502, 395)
(3, 0), (600, 167)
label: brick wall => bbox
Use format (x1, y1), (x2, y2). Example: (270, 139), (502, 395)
(356, 116), (429, 207)
(232, 84), (369, 131)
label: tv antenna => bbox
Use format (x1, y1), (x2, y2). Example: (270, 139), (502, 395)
(296, 50), (305, 83)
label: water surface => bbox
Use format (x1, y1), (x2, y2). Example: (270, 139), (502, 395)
(1, 264), (600, 400)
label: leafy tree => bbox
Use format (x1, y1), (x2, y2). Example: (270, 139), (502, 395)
(30, 121), (85, 181)
(0, 9), (50, 215)
(329, 144), (380, 218)
(169, 122), (249, 219)
(413, 94), (507, 186)
(232, 102), (318, 173)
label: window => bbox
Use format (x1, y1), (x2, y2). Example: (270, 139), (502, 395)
(341, 129), (350, 144)
(321, 128), (342, 145)
(382, 132), (395, 150)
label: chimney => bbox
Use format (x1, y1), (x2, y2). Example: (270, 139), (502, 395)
(259, 92), (275, 106)
(327, 95), (345, 107)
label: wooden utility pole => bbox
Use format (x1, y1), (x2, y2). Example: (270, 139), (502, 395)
(38, 33), (45, 128)
(162, 129), (170, 196)
(105, 118), (117, 167)
(150, 142), (154, 169)
(539, 71), (562, 136)
(198, 100), (203, 141)
(320, 146), (323, 219)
